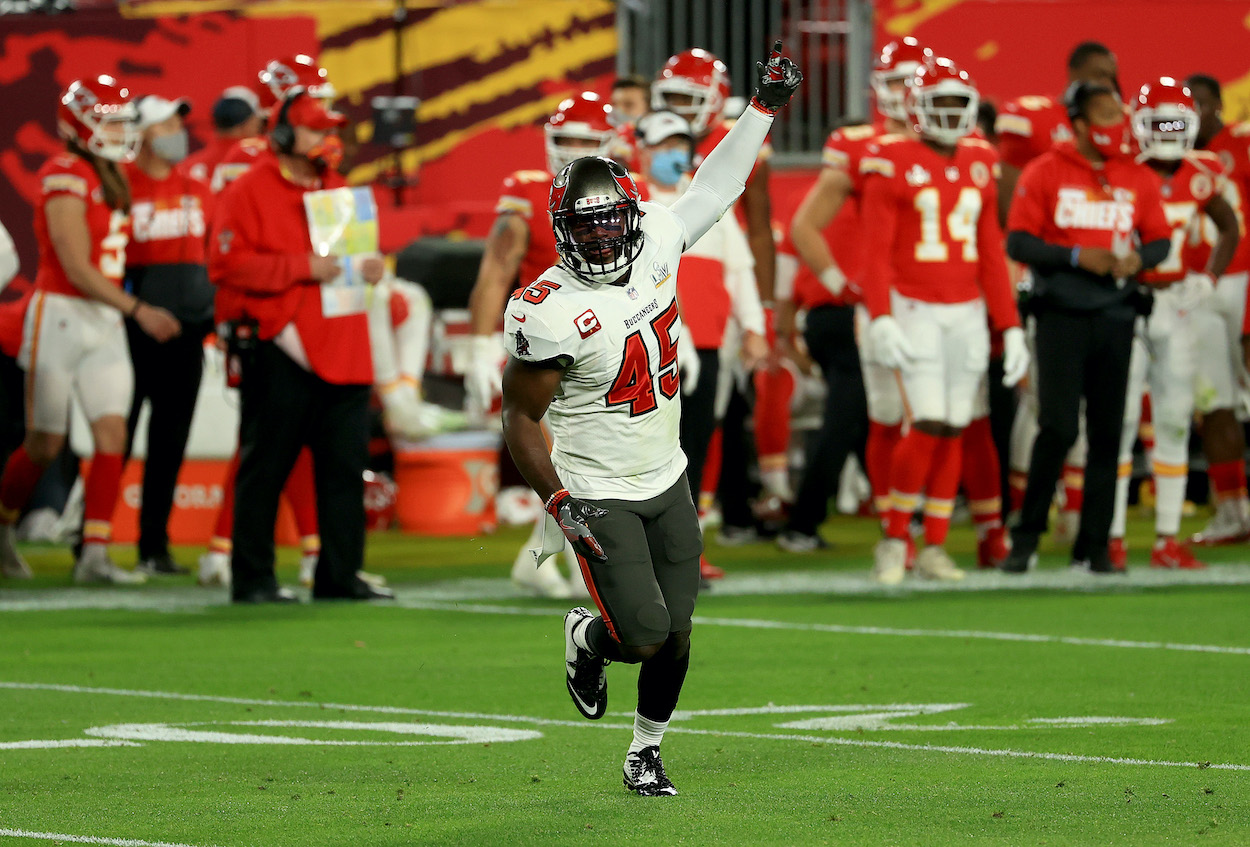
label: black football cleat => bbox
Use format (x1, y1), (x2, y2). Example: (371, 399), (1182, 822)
(564, 607), (608, 720)
(623, 746), (678, 796)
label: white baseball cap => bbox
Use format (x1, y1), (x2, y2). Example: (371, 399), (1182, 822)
(135, 95), (191, 130)
(635, 110), (694, 147)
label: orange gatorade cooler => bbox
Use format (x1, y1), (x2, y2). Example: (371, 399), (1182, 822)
(394, 431), (500, 535)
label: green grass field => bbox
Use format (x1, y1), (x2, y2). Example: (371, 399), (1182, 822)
(2, 513), (1249, 847)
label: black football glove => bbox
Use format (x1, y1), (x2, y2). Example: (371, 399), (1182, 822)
(751, 40), (803, 115)
(547, 489), (608, 563)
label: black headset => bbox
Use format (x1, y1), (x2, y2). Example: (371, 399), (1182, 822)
(270, 86), (306, 155)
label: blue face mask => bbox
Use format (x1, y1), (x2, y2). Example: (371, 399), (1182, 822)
(648, 147), (691, 187)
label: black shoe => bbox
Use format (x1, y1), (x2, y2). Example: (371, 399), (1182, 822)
(623, 746), (678, 796)
(1074, 554), (1120, 575)
(1001, 534), (1038, 574)
(564, 607), (608, 719)
(313, 577), (395, 601)
(137, 554), (190, 576)
(232, 586), (300, 604)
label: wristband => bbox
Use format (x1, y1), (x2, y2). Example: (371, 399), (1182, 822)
(129, 300), (143, 318)
(1070, 246), (1081, 268)
(544, 488), (570, 516)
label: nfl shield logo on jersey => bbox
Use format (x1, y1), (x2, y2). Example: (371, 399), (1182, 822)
(514, 327), (531, 357)
(627, 287), (639, 300)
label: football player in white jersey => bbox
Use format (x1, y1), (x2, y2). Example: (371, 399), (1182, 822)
(500, 43), (801, 797)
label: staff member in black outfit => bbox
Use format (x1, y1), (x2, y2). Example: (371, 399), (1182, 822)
(123, 96), (214, 574)
(1002, 82), (1172, 573)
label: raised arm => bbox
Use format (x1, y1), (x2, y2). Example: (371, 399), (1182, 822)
(671, 41), (802, 247)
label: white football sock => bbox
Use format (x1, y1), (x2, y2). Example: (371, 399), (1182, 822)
(1154, 472), (1186, 538)
(628, 711), (669, 754)
(572, 617), (594, 652)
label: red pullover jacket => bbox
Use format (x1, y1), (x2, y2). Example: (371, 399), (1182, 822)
(209, 150), (371, 385)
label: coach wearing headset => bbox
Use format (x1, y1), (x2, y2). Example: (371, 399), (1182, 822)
(208, 88), (391, 603)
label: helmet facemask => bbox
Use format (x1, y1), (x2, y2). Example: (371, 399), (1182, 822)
(553, 200), (643, 285)
(913, 88), (979, 145)
(1132, 106), (1198, 161)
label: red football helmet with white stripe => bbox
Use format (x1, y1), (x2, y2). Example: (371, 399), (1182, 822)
(652, 48), (731, 137)
(256, 54), (336, 109)
(1132, 77), (1199, 161)
(545, 92), (617, 176)
(872, 37), (933, 121)
(909, 57), (980, 144)
(57, 75), (141, 163)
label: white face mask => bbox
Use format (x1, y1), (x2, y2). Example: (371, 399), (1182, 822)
(148, 129), (189, 164)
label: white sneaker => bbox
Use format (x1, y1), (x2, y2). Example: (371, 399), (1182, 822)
(73, 546), (147, 585)
(197, 551), (231, 587)
(1052, 509), (1081, 546)
(511, 546), (572, 599)
(0, 523), (33, 579)
(1190, 500), (1250, 547)
(914, 546), (966, 581)
(299, 552), (318, 587)
(872, 538), (907, 585)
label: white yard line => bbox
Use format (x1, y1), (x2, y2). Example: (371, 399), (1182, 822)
(397, 599), (1250, 656)
(0, 829), (219, 847)
(1, 681), (1245, 772)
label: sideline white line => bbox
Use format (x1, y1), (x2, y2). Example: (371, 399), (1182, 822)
(2, 681), (1245, 772)
(0, 829), (219, 847)
(5, 562), (1250, 614)
(398, 600), (1250, 656)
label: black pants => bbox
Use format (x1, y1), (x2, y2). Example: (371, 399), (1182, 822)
(125, 320), (209, 560)
(717, 375), (757, 529)
(233, 342), (369, 599)
(1013, 307), (1135, 561)
(787, 304), (869, 536)
(680, 349), (721, 499)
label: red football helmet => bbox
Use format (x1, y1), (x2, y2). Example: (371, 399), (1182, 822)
(909, 57), (979, 144)
(256, 54), (336, 109)
(57, 75), (141, 163)
(1132, 77), (1198, 161)
(545, 92), (617, 176)
(651, 48), (731, 137)
(363, 470), (398, 532)
(872, 37), (933, 121)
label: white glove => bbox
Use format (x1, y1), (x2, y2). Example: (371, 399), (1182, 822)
(677, 331), (701, 396)
(867, 315), (915, 370)
(380, 381), (425, 440)
(819, 265), (847, 298)
(465, 334), (505, 415)
(1001, 326), (1030, 388)
(1174, 272), (1216, 312)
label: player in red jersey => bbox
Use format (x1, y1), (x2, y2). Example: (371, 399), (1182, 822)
(775, 38), (927, 554)
(859, 58), (1028, 584)
(464, 92), (617, 598)
(1106, 79), (1240, 570)
(999, 42), (1119, 539)
(0, 76), (181, 584)
(1180, 74), (1250, 545)
(180, 87), (265, 186)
